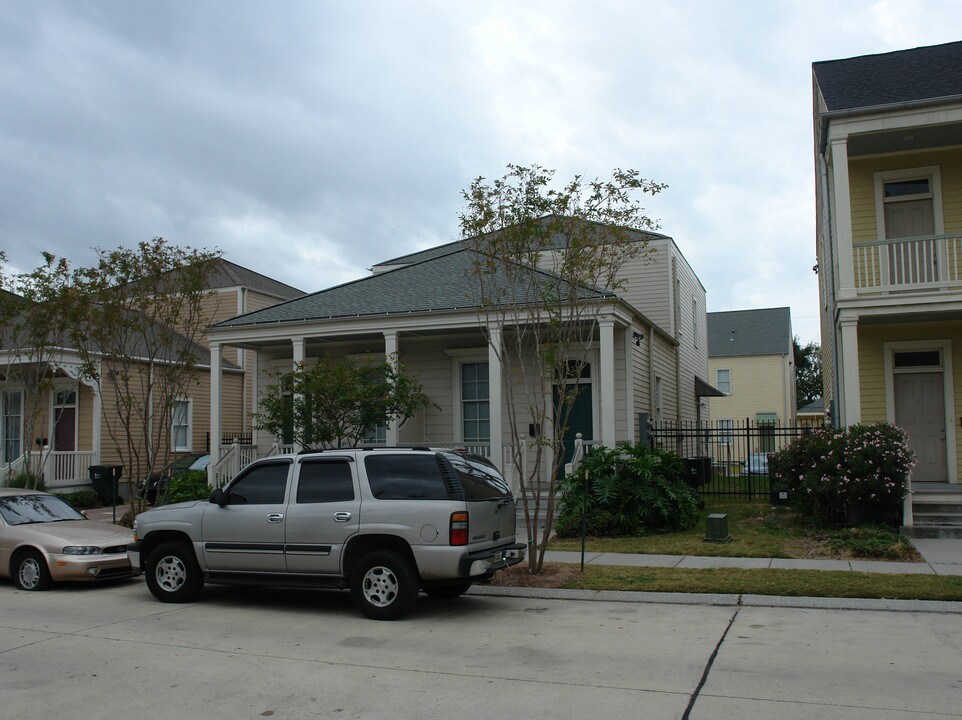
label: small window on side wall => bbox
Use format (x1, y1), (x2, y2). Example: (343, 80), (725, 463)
(716, 369), (731, 395)
(171, 399), (191, 452)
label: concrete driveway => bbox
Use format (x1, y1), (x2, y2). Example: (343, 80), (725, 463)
(1, 578), (960, 719)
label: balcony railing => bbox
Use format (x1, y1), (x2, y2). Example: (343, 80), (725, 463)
(854, 234), (962, 293)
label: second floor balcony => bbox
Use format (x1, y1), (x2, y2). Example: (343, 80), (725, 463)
(853, 233), (962, 295)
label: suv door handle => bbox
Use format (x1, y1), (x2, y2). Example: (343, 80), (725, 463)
(267, 513), (284, 523)
(333, 511), (352, 522)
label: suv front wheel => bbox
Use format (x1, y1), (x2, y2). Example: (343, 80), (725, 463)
(145, 541), (204, 603)
(350, 550), (419, 620)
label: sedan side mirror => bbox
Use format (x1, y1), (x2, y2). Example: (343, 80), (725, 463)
(209, 488), (227, 506)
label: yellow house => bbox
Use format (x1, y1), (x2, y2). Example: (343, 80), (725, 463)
(813, 41), (962, 533)
(707, 307), (795, 465)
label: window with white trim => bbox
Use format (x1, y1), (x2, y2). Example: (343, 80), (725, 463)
(716, 368), (731, 395)
(171, 399), (192, 452)
(2, 390), (23, 463)
(717, 419), (733, 445)
(461, 361), (490, 444)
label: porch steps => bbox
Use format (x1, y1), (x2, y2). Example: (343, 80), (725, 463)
(902, 483), (962, 539)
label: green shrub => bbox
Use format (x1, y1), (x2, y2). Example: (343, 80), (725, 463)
(555, 442), (699, 538)
(59, 489), (101, 510)
(158, 470), (212, 505)
(769, 422), (914, 528)
(5, 470), (45, 491)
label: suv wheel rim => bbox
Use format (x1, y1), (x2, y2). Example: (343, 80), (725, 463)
(19, 558), (40, 589)
(361, 565), (399, 608)
(155, 555), (187, 592)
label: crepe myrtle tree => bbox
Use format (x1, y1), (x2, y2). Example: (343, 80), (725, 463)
(66, 239), (222, 515)
(0, 252), (74, 488)
(460, 164), (666, 573)
(253, 355), (434, 450)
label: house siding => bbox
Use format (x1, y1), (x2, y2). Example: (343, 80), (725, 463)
(708, 354), (792, 424)
(857, 321), (962, 482)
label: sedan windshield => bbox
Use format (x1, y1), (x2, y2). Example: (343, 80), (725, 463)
(0, 495), (85, 526)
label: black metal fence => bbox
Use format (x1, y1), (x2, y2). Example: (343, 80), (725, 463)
(649, 419), (814, 499)
(205, 432), (253, 452)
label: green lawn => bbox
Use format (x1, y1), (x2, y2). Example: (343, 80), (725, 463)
(559, 565), (962, 602)
(547, 498), (919, 561)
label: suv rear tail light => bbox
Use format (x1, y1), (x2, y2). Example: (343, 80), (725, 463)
(450, 511), (469, 546)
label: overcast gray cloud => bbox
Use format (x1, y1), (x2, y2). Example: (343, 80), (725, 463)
(2, 0), (962, 343)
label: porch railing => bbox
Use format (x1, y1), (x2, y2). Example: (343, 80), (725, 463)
(1, 449), (98, 489)
(208, 441), (258, 488)
(853, 234), (962, 293)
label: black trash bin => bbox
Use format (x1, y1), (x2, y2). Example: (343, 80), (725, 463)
(88, 465), (124, 505)
(682, 457), (711, 488)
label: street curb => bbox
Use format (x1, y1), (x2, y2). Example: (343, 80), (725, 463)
(469, 585), (962, 614)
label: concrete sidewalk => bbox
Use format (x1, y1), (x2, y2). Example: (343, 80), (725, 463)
(88, 504), (962, 576)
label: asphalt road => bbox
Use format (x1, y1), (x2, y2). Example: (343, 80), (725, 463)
(1, 578), (961, 719)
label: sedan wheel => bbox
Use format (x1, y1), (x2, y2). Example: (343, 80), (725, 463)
(15, 551), (52, 591)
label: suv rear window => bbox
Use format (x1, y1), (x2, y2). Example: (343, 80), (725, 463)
(442, 453), (511, 500)
(364, 455), (450, 500)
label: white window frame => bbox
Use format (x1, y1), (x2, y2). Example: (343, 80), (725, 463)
(446, 349), (490, 445)
(717, 419), (733, 445)
(716, 368), (732, 396)
(1, 388), (24, 463)
(654, 376), (663, 423)
(171, 398), (192, 452)
(873, 166), (944, 241)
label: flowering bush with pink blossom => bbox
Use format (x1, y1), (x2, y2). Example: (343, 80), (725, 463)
(769, 423), (915, 528)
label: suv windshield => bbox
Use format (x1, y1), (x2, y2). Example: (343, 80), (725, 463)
(0, 494), (85, 526)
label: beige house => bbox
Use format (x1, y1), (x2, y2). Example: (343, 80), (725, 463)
(813, 41), (962, 532)
(706, 307), (795, 463)
(206, 219), (711, 489)
(0, 260), (303, 491)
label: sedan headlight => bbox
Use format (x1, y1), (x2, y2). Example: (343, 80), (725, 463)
(62, 546), (103, 555)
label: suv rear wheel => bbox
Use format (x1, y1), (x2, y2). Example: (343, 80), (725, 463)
(145, 541), (204, 603)
(350, 550), (419, 620)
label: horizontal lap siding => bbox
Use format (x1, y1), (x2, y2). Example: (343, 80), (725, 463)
(708, 355), (790, 424)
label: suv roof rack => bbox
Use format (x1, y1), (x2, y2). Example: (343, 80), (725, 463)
(296, 445), (434, 455)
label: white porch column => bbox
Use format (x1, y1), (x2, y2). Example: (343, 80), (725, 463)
(210, 343), (222, 474)
(830, 136), (857, 301)
(384, 331), (399, 447)
(839, 316), (861, 425)
(250, 348), (260, 449)
(91, 384), (102, 466)
(600, 318), (616, 447)
(292, 337), (305, 451)
(487, 326), (503, 470)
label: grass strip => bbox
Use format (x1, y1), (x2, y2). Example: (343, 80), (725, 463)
(560, 564), (962, 602)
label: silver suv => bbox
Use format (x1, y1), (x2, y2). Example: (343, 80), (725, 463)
(128, 448), (525, 620)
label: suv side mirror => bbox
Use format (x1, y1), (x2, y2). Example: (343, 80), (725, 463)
(209, 488), (227, 506)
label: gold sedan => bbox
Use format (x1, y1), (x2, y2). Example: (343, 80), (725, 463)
(0, 488), (134, 591)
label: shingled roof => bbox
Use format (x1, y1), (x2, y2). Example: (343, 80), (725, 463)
(376, 214), (669, 268)
(813, 41), (962, 113)
(215, 248), (612, 328)
(708, 307), (792, 358)
(204, 259), (305, 299)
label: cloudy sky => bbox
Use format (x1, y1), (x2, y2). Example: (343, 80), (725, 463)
(2, 1), (962, 343)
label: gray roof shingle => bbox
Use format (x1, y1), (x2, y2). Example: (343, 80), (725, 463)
(215, 248), (610, 328)
(708, 307), (792, 358)
(813, 41), (962, 112)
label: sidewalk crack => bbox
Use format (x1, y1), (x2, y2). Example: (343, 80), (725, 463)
(681, 603), (741, 719)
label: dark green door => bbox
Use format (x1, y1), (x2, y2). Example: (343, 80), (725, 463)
(554, 384), (593, 480)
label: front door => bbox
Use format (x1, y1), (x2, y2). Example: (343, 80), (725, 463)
(53, 389), (76, 452)
(895, 372), (947, 483)
(554, 383), (593, 481)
